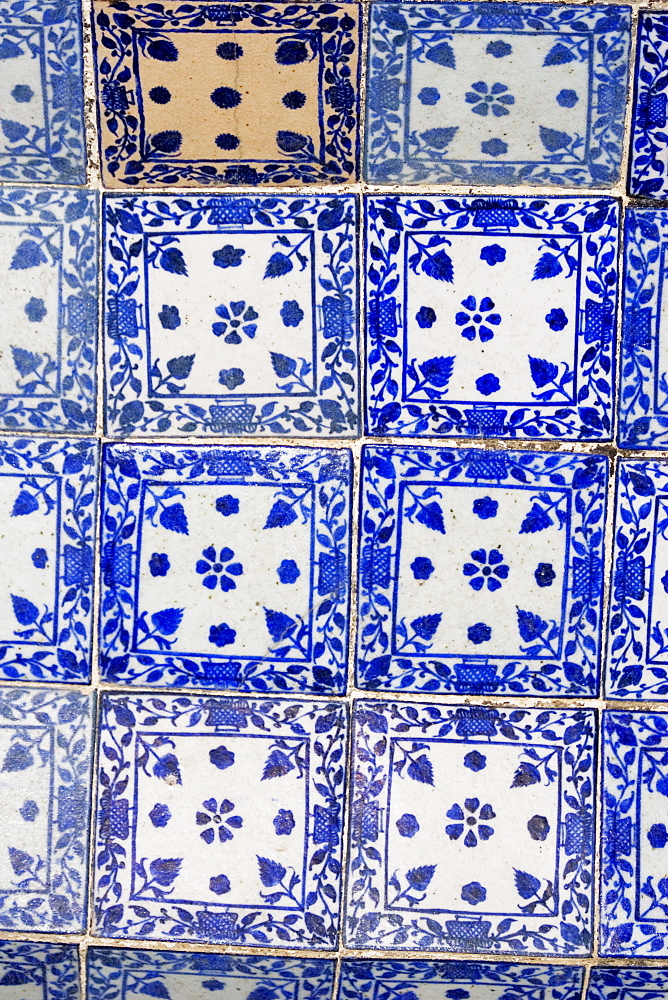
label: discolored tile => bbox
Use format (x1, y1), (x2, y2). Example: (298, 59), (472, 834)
(588, 968), (668, 1000)
(629, 13), (668, 199)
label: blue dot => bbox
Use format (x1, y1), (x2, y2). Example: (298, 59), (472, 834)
(217, 41), (243, 60)
(415, 306), (436, 328)
(461, 881), (487, 905)
(464, 750), (486, 771)
(215, 133), (239, 150)
(556, 89), (578, 108)
(216, 495), (239, 516)
(486, 40), (512, 58)
(31, 548), (48, 568)
(149, 86), (171, 104)
(468, 622), (491, 645)
(546, 307), (568, 331)
(152, 130), (182, 153)
(473, 497), (498, 520)
(648, 823), (668, 849)
(275, 39), (309, 64)
(481, 137), (507, 157)
(277, 559), (300, 584)
(11, 85), (33, 103)
(411, 557), (434, 580)
(476, 373), (501, 396)
(283, 90), (306, 109)
(149, 553), (170, 577)
(418, 87), (441, 105)
(211, 87), (242, 109)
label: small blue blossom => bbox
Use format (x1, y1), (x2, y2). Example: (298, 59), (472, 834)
(216, 495), (239, 516)
(24, 297), (46, 322)
(209, 622), (236, 647)
(196, 546), (243, 591)
(648, 823), (668, 848)
(486, 40), (512, 58)
(197, 797), (243, 844)
(481, 137), (508, 157)
(416, 306), (436, 328)
(446, 798), (495, 847)
(476, 373), (501, 396)
(277, 559), (300, 583)
(149, 803), (171, 828)
(31, 548), (48, 568)
(465, 81), (515, 116)
(535, 562), (556, 588)
(455, 295), (501, 342)
(411, 556), (434, 580)
(557, 89), (578, 107)
(418, 86), (441, 105)
(218, 367), (245, 390)
(463, 548), (509, 591)
(149, 552), (170, 577)
(158, 304), (181, 330)
(213, 301), (258, 342)
(473, 497), (498, 520)
(281, 300), (304, 327)
(11, 85), (34, 102)
(480, 244), (506, 266)
(19, 800), (38, 822)
(461, 881), (488, 904)
(210, 874), (231, 894)
(396, 813), (420, 837)
(468, 622), (492, 644)
(545, 307), (568, 331)
(463, 750), (486, 771)
(273, 808), (295, 835)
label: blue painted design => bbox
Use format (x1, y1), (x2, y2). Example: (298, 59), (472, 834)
(358, 444), (607, 696)
(366, 3), (630, 187)
(93, 3), (360, 186)
(588, 968), (668, 1000)
(629, 14), (668, 198)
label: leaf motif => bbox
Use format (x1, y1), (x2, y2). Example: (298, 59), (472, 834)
(416, 501), (446, 534)
(407, 754), (434, 785)
(152, 753), (181, 784)
(151, 608), (183, 635)
(514, 869), (541, 899)
(264, 498), (297, 529)
(422, 250), (453, 283)
(262, 748), (295, 780)
(528, 356), (558, 388)
(139, 984), (171, 999)
(264, 252), (293, 279)
(159, 503), (188, 534)
(405, 864), (436, 890)
(426, 42), (455, 67)
(166, 355), (194, 380)
(149, 857), (182, 885)
(410, 613), (441, 641)
(9, 240), (47, 270)
(160, 248), (187, 276)
(146, 38), (179, 61)
(511, 762), (541, 787)
(539, 126), (572, 153)
(264, 608), (296, 643)
(270, 352), (297, 378)
(532, 253), (562, 280)
(11, 489), (39, 516)
(11, 594), (39, 625)
(543, 42), (574, 66)
(519, 502), (553, 533)
(257, 855), (286, 887)
(517, 608), (548, 643)
(2, 744), (34, 772)
(11, 347), (41, 377)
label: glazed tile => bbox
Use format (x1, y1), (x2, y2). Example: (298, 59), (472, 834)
(0, 189), (97, 433)
(88, 946), (335, 1000)
(345, 700), (596, 955)
(601, 709), (668, 956)
(103, 193), (359, 438)
(618, 208), (668, 449)
(629, 14), (668, 199)
(365, 195), (619, 441)
(92, 2), (360, 188)
(94, 693), (347, 947)
(365, 3), (630, 188)
(0, 941), (78, 998)
(0, 437), (97, 683)
(99, 443), (351, 692)
(606, 460), (668, 700)
(588, 968), (668, 1000)
(0, 686), (93, 933)
(357, 444), (607, 696)
(339, 959), (584, 1000)
(0, 0), (85, 185)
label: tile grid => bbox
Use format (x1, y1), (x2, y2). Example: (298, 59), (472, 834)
(3, 0), (668, 992)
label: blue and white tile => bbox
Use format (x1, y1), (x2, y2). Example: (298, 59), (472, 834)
(0, 941), (78, 1000)
(100, 443), (351, 693)
(88, 947), (334, 1000)
(605, 460), (668, 700)
(0, 687), (92, 932)
(0, 189), (97, 433)
(346, 701), (596, 955)
(629, 14), (668, 199)
(357, 445), (607, 697)
(588, 968), (668, 1000)
(0, 0), (85, 184)
(0, 437), (97, 683)
(601, 709), (668, 956)
(365, 195), (618, 441)
(365, 3), (630, 188)
(103, 194), (358, 437)
(92, 1), (360, 188)
(94, 693), (347, 947)
(339, 960), (584, 1000)
(618, 209), (668, 449)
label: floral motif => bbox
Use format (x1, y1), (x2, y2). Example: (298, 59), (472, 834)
(465, 81), (515, 116)
(463, 548), (509, 591)
(196, 797), (243, 843)
(195, 546), (243, 591)
(212, 301), (258, 342)
(455, 295), (502, 342)
(446, 798), (496, 846)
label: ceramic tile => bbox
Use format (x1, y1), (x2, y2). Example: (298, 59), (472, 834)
(88, 946), (335, 1000)
(600, 708), (668, 956)
(99, 443), (351, 692)
(357, 444), (607, 697)
(365, 3), (630, 188)
(0, 686), (93, 933)
(339, 959), (584, 1000)
(94, 693), (347, 947)
(0, 941), (78, 1000)
(588, 968), (668, 1000)
(102, 193), (359, 438)
(0, 189), (97, 433)
(628, 14), (668, 199)
(346, 700), (596, 956)
(0, 0), (85, 185)
(618, 208), (668, 449)
(605, 460), (668, 700)
(0, 437), (97, 683)
(364, 195), (619, 441)
(92, 2), (360, 189)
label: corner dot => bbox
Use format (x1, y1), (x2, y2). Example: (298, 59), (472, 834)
(216, 132), (239, 150)
(282, 90), (306, 109)
(216, 41), (243, 60)
(211, 86), (242, 109)
(149, 86), (171, 104)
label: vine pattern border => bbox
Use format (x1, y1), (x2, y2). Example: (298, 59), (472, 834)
(629, 14), (668, 199)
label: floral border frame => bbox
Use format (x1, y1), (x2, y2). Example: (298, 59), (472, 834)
(365, 195), (619, 441)
(92, 1), (360, 188)
(365, 3), (630, 188)
(0, 0), (85, 184)
(102, 193), (359, 437)
(0, 438), (98, 684)
(0, 687), (92, 933)
(357, 445), (607, 697)
(628, 14), (668, 198)
(0, 189), (97, 433)
(588, 967), (668, 999)
(100, 444), (352, 694)
(0, 941), (79, 1000)
(94, 694), (347, 948)
(346, 701), (596, 957)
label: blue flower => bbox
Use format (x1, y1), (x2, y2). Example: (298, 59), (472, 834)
(197, 798), (243, 844)
(31, 548), (47, 568)
(418, 87), (441, 105)
(218, 367), (245, 390)
(11, 85), (34, 102)
(480, 244), (506, 266)
(273, 808), (295, 835)
(473, 497), (498, 520)
(24, 297), (46, 322)
(455, 295), (501, 342)
(196, 546), (243, 591)
(468, 622), (491, 644)
(280, 300), (304, 327)
(209, 622), (236, 647)
(446, 798), (495, 847)
(416, 306), (436, 328)
(396, 813), (420, 837)
(528, 814), (550, 840)
(464, 750), (486, 771)
(486, 40), (512, 58)
(411, 557), (434, 580)
(557, 89), (578, 108)
(149, 803), (171, 828)
(158, 304), (181, 330)
(648, 823), (668, 848)
(209, 874), (231, 894)
(212, 245), (245, 269)
(216, 495), (239, 516)
(463, 548), (509, 591)
(210, 86), (242, 109)
(481, 137), (508, 157)
(545, 307), (568, 331)
(277, 559), (300, 584)
(283, 90), (306, 109)
(476, 372), (500, 396)
(19, 800), (38, 822)
(465, 81), (514, 117)
(535, 562), (556, 588)
(149, 552), (170, 577)
(213, 300), (258, 342)
(461, 881), (487, 904)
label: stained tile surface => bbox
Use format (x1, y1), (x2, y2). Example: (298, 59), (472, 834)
(346, 701), (596, 955)
(94, 694), (346, 947)
(588, 968), (668, 1000)
(365, 3), (630, 188)
(103, 193), (358, 437)
(92, 2), (360, 188)
(629, 14), (668, 199)
(365, 195), (618, 440)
